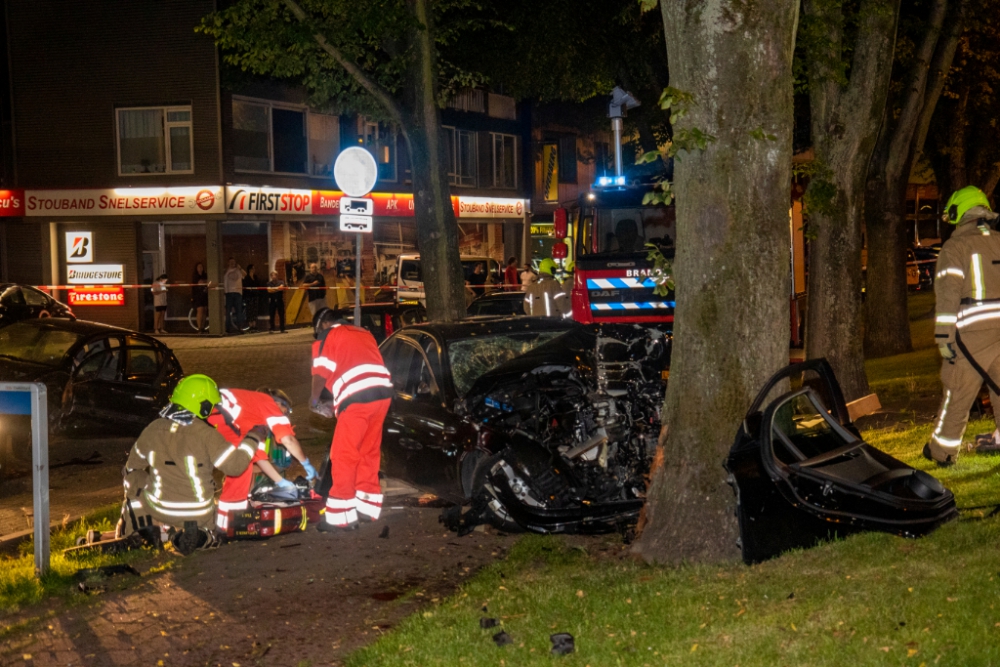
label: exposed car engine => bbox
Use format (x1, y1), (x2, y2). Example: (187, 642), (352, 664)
(454, 324), (669, 534)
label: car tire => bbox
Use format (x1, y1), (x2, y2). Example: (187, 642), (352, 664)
(471, 452), (525, 534)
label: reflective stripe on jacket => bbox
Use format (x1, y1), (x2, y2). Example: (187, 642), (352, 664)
(208, 388), (295, 445)
(125, 417), (253, 523)
(312, 324), (393, 415)
(934, 220), (1000, 344)
(523, 274), (571, 318)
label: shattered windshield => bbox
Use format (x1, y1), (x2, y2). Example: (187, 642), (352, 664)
(448, 332), (563, 397)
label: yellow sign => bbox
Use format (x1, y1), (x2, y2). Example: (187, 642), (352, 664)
(541, 144), (559, 202)
(531, 224), (552, 236)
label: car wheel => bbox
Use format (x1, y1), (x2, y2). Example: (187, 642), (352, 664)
(471, 452), (525, 533)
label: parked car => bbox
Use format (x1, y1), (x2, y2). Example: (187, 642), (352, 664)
(468, 291), (525, 317)
(725, 359), (956, 564)
(396, 253), (502, 304)
(0, 319), (182, 434)
(0, 283), (74, 326)
(331, 302), (426, 344)
(911, 245), (939, 290)
(378, 317), (670, 534)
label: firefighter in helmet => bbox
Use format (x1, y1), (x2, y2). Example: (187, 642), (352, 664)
(524, 258), (571, 318)
(120, 374), (259, 553)
(926, 185), (1000, 465)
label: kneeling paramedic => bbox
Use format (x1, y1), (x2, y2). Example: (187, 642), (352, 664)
(210, 387), (318, 531)
(120, 374), (259, 553)
(926, 185), (1000, 466)
(311, 307), (393, 531)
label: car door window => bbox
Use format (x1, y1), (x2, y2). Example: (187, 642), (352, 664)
(402, 347), (440, 400)
(382, 338), (417, 394)
(22, 287), (50, 307)
(125, 344), (161, 384)
(75, 338), (122, 382)
(406, 331), (444, 385)
(1, 285), (26, 306)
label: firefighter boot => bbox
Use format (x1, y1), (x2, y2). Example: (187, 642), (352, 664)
(923, 442), (957, 467)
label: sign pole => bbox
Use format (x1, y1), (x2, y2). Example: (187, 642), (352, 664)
(355, 233), (362, 324)
(32, 384), (49, 576)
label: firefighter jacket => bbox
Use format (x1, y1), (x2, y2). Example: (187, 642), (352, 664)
(524, 274), (571, 318)
(124, 416), (255, 525)
(312, 323), (393, 416)
(208, 388), (295, 446)
(934, 216), (1000, 345)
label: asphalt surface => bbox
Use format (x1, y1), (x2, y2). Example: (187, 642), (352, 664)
(0, 328), (353, 540)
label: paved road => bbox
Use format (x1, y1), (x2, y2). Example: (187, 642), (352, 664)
(0, 329), (382, 541)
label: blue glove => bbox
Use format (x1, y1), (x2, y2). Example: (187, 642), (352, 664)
(275, 478), (296, 491)
(302, 459), (317, 481)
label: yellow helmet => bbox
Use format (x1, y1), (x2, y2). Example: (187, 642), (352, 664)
(170, 374), (221, 419)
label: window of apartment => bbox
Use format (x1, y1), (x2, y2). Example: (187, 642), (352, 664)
(444, 126), (477, 187)
(558, 135), (578, 184)
(362, 119), (397, 182)
(117, 106), (193, 175)
(233, 98), (307, 174)
(309, 113), (339, 177)
(492, 133), (518, 189)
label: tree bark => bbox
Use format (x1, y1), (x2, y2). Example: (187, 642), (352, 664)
(864, 0), (954, 358)
(402, 0), (467, 322)
(804, 0), (900, 401)
(632, 1), (797, 565)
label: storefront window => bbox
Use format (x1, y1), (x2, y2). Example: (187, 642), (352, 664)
(117, 106), (193, 175)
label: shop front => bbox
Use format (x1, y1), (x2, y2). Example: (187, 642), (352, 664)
(6, 186), (528, 333)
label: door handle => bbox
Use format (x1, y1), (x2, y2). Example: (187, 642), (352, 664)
(135, 395), (155, 402)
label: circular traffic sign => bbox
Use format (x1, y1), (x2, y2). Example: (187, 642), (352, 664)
(334, 147), (379, 197)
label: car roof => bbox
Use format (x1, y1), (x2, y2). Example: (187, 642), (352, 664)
(4, 317), (157, 340)
(395, 316), (574, 342)
(472, 291), (524, 302)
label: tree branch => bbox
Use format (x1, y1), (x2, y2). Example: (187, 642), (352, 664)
(282, 0), (407, 129)
(842, 0), (900, 132)
(911, 0), (965, 164)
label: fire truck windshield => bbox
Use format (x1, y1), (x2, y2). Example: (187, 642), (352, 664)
(577, 205), (674, 256)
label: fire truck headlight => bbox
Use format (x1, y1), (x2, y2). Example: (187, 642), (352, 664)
(597, 176), (611, 187)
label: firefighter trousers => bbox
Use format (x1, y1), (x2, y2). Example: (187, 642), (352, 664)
(324, 398), (391, 527)
(216, 448), (269, 530)
(929, 329), (1000, 459)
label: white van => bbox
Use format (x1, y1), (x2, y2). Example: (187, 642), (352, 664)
(396, 252), (502, 303)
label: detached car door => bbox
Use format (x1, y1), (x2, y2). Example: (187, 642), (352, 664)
(381, 333), (461, 495)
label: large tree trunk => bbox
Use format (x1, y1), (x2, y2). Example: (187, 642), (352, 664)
(404, 0), (467, 322)
(864, 0), (953, 358)
(804, 0), (899, 401)
(632, 1), (797, 565)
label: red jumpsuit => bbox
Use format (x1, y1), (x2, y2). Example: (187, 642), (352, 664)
(312, 323), (393, 527)
(208, 388), (296, 530)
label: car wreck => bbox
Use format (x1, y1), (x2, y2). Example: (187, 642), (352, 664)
(725, 359), (958, 564)
(378, 318), (668, 534)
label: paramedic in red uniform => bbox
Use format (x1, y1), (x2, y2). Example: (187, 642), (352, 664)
(209, 387), (317, 530)
(310, 307), (393, 531)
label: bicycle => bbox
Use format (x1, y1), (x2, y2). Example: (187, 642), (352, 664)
(187, 308), (251, 333)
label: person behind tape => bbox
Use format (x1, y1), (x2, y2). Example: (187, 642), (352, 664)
(120, 374), (258, 554)
(925, 186), (1000, 466)
(310, 307), (393, 531)
(209, 387), (317, 531)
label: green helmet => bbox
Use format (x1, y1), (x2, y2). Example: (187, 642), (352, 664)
(170, 374), (221, 419)
(944, 186), (992, 224)
(539, 258), (557, 275)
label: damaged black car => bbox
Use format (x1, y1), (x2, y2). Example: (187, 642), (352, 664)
(725, 359), (958, 564)
(378, 318), (669, 534)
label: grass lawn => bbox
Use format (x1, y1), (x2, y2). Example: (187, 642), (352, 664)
(350, 293), (1000, 666)
(0, 505), (169, 622)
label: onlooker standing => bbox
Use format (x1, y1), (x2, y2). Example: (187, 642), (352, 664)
(243, 264), (261, 332)
(151, 273), (168, 334)
(191, 262), (211, 334)
(504, 256), (519, 291)
(302, 262), (327, 315)
(520, 263), (537, 291)
(469, 262), (487, 298)
(267, 270), (287, 333)
(223, 257), (246, 334)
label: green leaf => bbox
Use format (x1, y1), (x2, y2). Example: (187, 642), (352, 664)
(636, 150), (662, 165)
(638, 0), (659, 11)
